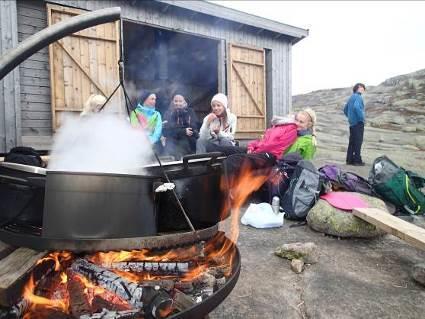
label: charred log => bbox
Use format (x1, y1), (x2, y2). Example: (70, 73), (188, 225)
(172, 289), (195, 312)
(104, 261), (191, 274)
(0, 298), (29, 319)
(72, 259), (173, 318)
(173, 281), (194, 294)
(80, 308), (143, 319)
(92, 295), (131, 313)
(66, 270), (92, 317)
(72, 259), (145, 308)
(138, 280), (175, 292)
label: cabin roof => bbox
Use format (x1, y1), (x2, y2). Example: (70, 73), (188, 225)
(156, 0), (309, 43)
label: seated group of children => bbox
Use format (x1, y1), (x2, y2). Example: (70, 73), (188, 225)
(82, 92), (317, 162)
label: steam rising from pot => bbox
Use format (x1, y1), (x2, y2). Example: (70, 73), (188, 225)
(48, 113), (153, 174)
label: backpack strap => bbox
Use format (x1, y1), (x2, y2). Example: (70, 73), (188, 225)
(404, 174), (422, 214)
(405, 170), (425, 189)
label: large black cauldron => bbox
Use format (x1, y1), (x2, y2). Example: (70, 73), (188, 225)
(0, 153), (229, 251)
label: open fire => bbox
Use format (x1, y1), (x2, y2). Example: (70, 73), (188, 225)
(15, 233), (234, 319)
(1, 161), (269, 319)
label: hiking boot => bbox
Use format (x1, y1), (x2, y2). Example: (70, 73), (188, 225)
(352, 161), (366, 166)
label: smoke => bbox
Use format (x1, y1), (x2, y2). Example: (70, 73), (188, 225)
(48, 113), (154, 174)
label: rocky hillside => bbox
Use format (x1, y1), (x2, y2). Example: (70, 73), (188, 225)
(293, 68), (425, 175)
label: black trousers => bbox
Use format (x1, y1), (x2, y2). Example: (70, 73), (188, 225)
(346, 122), (364, 164)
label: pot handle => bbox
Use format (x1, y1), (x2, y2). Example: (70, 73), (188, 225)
(182, 152), (223, 169)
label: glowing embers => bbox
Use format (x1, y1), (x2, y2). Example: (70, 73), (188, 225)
(14, 233), (235, 319)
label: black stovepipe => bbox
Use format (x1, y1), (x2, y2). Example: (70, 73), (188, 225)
(0, 7), (121, 81)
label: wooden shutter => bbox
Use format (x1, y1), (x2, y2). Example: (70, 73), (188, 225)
(47, 4), (121, 130)
(227, 43), (266, 139)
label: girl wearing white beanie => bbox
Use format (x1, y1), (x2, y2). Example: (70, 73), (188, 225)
(196, 93), (237, 153)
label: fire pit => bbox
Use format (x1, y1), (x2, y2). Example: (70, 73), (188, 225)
(0, 232), (240, 319)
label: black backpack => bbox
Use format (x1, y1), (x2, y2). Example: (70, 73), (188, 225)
(281, 160), (321, 220)
(267, 153), (303, 202)
(4, 146), (44, 167)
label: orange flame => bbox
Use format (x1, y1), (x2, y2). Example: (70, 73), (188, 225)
(36, 251), (73, 271)
(221, 160), (270, 243)
(23, 274), (68, 312)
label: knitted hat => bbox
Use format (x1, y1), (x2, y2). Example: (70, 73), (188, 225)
(211, 93), (228, 109)
(140, 90), (155, 105)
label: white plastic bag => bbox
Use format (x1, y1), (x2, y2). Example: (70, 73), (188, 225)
(241, 203), (285, 229)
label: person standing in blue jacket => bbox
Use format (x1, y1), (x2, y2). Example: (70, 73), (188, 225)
(344, 83), (366, 166)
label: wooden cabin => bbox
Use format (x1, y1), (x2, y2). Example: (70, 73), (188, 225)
(0, 0), (308, 153)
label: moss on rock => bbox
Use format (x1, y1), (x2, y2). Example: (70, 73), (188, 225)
(307, 193), (387, 238)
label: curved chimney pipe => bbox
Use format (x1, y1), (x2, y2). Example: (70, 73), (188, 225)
(0, 6), (121, 80)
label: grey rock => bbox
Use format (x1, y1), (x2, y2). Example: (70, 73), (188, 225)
(411, 263), (425, 286)
(290, 259), (304, 274)
(415, 136), (425, 150)
(307, 193), (388, 238)
(275, 242), (319, 264)
(390, 117), (407, 125)
(402, 126), (417, 132)
(402, 144), (420, 151)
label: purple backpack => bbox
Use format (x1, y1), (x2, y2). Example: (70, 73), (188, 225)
(319, 164), (374, 196)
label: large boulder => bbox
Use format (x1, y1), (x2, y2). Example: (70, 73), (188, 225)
(307, 193), (388, 238)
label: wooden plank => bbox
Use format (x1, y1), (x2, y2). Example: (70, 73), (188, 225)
(20, 68), (50, 79)
(233, 58), (264, 67)
(22, 111), (52, 120)
(21, 77), (50, 87)
(1, 0), (21, 152)
(22, 120), (52, 128)
(0, 248), (47, 306)
(70, 32), (117, 43)
(22, 128), (52, 136)
(21, 101), (50, 112)
(21, 136), (53, 150)
(70, 33), (83, 109)
(0, 242), (15, 261)
(353, 208), (425, 251)
(96, 24), (107, 97)
(80, 35), (91, 108)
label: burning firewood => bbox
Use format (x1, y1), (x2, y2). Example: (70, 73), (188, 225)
(72, 258), (145, 308)
(80, 308), (143, 319)
(66, 270), (92, 317)
(104, 261), (191, 274)
(0, 298), (30, 319)
(172, 289), (195, 312)
(91, 295), (131, 313)
(71, 259), (173, 318)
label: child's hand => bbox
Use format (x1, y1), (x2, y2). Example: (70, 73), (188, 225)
(212, 124), (220, 134)
(207, 113), (217, 123)
(186, 128), (193, 136)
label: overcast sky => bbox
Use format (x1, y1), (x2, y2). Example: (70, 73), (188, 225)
(212, 1), (425, 95)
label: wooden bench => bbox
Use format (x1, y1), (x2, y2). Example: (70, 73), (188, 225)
(0, 243), (47, 306)
(353, 208), (425, 251)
